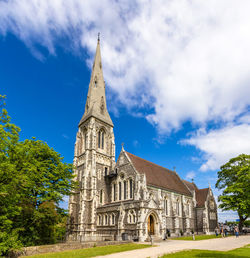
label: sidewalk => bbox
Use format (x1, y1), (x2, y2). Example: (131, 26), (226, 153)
(96, 235), (250, 258)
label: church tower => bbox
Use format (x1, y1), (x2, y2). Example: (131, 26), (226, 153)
(67, 36), (115, 241)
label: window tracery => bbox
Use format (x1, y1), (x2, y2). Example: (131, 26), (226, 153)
(128, 210), (136, 224)
(98, 129), (105, 149)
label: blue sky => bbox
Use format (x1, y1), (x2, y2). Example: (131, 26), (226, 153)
(1, 0), (250, 222)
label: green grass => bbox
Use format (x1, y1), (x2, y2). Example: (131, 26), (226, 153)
(160, 244), (250, 257)
(171, 234), (230, 241)
(27, 243), (152, 258)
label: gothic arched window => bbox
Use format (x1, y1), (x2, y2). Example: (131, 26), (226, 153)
(113, 183), (116, 201)
(84, 132), (87, 150)
(119, 182), (122, 200)
(100, 189), (103, 205)
(123, 181), (127, 200)
(129, 179), (133, 199)
(78, 135), (82, 156)
(98, 129), (105, 149)
(97, 215), (102, 225)
(105, 214), (108, 225)
(111, 213), (115, 225)
(129, 213), (132, 223)
(133, 213), (136, 223)
(186, 203), (189, 216)
(164, 198), (168, 215)
(128, 210), (136, 224)
(176, 200), (180, 216)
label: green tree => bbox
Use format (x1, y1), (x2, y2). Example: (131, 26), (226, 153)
(12, 138), (75, 246)
(0, 95), (22, 255)
(54, 208), (69, 242)
(216, 154), (250, 231)
(0, 95), (75, 255)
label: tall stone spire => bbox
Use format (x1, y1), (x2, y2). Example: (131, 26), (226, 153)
(79, 36), (113, 127)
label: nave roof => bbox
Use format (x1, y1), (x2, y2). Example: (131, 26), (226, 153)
(126, 152), (192, 196)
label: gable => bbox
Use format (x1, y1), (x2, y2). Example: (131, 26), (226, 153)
(195, 188), (209, 207)
(117, 151), (129, 167)
(115, 150), (138, 179)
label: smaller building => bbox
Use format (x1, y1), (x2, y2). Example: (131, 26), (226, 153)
(183, 180), (218, 234)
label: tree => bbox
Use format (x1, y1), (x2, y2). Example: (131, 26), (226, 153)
(12, 138), (75, 246)
(0, 95), (22, 255)
(216, 154), (250, 231)
(0, 95), (76, 255)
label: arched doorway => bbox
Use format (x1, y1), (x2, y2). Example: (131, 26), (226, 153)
(148, 215), (155, 235)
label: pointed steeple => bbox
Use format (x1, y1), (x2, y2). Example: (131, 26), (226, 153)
(79, 35), (113, 127)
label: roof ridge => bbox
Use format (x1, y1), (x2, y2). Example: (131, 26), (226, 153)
(196, 187), (209, 191)
(182, 179), (198, 188)
(126, 151), (174, 173)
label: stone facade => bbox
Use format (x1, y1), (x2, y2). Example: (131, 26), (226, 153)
(67, 39), (218, 242)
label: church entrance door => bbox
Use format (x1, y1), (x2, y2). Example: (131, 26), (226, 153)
(148, 215), (155, 235)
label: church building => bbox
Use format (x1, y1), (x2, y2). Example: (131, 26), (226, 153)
(67, 38), (218, 242)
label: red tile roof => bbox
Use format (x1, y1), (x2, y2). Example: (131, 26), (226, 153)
(182, 180), (198, 192)
(126, 152), (192, 196)
(196, 188), (209, 207)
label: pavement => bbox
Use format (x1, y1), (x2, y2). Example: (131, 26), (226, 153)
(96, 235), (250, 258)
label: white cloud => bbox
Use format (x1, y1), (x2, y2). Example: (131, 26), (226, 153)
(62, 134), (69, 139)
(1, 0), (250, 169)
(186, 171), (195, 180)
(218, 209), (239, 223)
(181, 123), (250, 171)
(133, 140), (139, 148)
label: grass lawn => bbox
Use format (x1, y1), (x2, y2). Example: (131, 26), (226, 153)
(160, 244), (250, 257)
(27, 243), (152, 258)
(171, 234), (231, 241)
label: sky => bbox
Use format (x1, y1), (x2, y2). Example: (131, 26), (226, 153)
(1, 0), (250, 222)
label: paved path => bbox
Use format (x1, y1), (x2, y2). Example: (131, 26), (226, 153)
(96, 235), (250, 258)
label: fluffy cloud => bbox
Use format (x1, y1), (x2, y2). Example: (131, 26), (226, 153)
(182, 122), (250, 171)
(217, 209), (239, 223)
(185, 171), (195, 180)
(1, 0), (250, 170)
